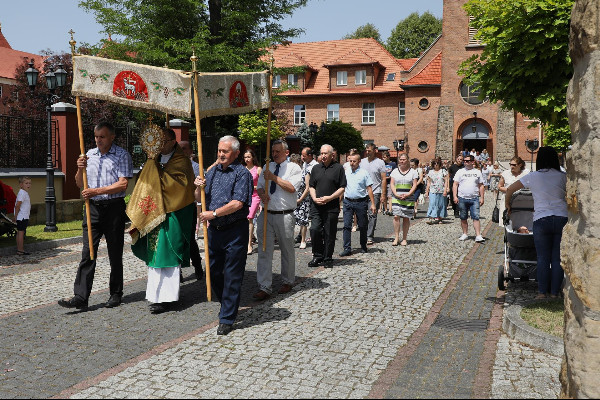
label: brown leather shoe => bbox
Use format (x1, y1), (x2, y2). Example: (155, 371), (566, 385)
(252, 290), (270, 300)
(278, 284), (293, 294)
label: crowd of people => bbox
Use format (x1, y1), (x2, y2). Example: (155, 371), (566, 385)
(54, 122), (569, 334)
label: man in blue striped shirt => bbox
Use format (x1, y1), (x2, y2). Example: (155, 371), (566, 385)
(58, 122), (133, 311)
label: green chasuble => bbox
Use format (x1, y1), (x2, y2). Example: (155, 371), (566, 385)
(132, 203), (195, 268)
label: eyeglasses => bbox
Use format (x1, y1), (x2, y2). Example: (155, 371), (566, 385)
(509, 163), (518, 166)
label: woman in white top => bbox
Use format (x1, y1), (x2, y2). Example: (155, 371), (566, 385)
(505, 147), (567, 299)
(497, 156), (530, 226)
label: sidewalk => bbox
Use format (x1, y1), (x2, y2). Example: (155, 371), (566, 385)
(0, 200), (561, 398)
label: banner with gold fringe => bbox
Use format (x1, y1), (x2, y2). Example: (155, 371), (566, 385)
(72, 55), (192, 118)
(196, 71), (270, 118)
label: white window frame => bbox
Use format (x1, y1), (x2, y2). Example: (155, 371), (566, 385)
(288, 73), (297, 86)
(294, 105), (306, 125)
(327, 104), (339, 122)
(272, 74), (281, 88)
(398, 102), (405, 124)
(0, 85), (3, 98)
(337, 71), (347, 86)
(355, 70), (366, 85)
(362, 103), (375, 124)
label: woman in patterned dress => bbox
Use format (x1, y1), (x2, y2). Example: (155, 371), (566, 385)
(425, 158), (449, 224)
(292, 154), (311, 249)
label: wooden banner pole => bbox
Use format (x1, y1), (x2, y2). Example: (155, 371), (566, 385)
(190, 51), (212, 302)
(262, 59), (274, 252)
(69, 31), (94, 260)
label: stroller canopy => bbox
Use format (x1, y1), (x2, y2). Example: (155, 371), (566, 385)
(0, 180), (17, 214)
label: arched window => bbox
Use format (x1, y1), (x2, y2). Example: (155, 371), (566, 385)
(459, 81), (486, 105)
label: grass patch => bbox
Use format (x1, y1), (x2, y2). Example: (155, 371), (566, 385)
(521, 298), (564, 338)
(0, 220), (82, 249)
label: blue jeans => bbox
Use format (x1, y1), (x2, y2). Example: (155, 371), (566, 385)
(533, 216), (568, 296)
(343, 198), (369, 251)
(458, 197), (480, 220)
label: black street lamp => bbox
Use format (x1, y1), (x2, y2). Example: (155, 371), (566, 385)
(25, 59), (68, 232)
(525, 138), (540, 170)
(393, 139), (405, 160)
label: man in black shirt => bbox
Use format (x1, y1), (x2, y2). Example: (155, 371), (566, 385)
(308, 144), (346, 268)
(448, 154), (464, 218)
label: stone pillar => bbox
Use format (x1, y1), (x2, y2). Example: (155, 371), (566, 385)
(52, 102), (80, 200)
(562, 1), (600, 397)
(169, 119), (191, 142)
(495, 107), (516, 163)
(436, 105), (454, 160)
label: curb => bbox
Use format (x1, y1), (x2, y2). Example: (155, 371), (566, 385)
(0, 236), (82, 257)
(502, 301), (564, 357)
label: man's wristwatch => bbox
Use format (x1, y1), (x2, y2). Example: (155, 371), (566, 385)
(212, 210), (217, 218)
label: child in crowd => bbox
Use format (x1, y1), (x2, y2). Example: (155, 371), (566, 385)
(14, 176), (32, 255)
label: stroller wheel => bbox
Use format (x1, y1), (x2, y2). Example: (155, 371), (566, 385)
(498, 265), (506, 291)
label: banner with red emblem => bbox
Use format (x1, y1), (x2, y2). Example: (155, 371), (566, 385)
(72, 55), (192, 118)
(195, 71), (270, 118)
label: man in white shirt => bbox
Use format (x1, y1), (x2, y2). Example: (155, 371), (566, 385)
(301, 147), (318, 175)
(452, 154), (485, 242)
(360, 143), (386, 244)
(254, 140), (302, 300)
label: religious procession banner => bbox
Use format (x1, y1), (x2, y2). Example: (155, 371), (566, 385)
(71, 55), (192, 118)
(195, 71), (270, 118)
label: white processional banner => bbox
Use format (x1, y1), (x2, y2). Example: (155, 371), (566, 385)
(71, 55), (192, 118)
(195, 71), (270, 118)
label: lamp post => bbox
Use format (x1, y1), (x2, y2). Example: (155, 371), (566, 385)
(393, 138), (405, 160)
(25, 59), (68, 232)
(308, 121), (318, 148)
(525, 138), (540, 170)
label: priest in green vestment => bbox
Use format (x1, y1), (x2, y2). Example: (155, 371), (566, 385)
(127, 127), (196, 314)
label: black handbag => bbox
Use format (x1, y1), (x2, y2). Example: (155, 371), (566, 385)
(492, 192), (500, 223)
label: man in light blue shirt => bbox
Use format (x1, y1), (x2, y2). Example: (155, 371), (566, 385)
(340, 151), (376, 257)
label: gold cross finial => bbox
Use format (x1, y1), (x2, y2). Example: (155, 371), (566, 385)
(69, 29), (76, 55)
(190, 46), (198, 72)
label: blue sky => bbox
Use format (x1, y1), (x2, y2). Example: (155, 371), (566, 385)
(1, 0), (443, 55)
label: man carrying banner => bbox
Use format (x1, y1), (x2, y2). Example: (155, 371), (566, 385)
(58, 122), (133, 311)
(128, 128), (196, 314)
(194, 135), (253, 335)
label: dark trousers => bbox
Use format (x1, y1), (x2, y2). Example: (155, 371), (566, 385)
(343, 199), (368, 251)
(74, 199), (126, 301)
(367, 193), (381, 239)
(208, 220), (248, 325)
(450, 181), (459, 215)
(190, 205), (202, 271)
(310, 207), (339, 260)
(533, 216), (568, 296)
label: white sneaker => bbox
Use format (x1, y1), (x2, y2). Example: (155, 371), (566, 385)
(475, 235), (485, 243)
(459, 234), (469, 241)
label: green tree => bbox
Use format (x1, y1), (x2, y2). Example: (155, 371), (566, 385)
(458, 0), (574, 149)
(79, 0), (309, 71)
(386, 12), (442, 59)
(295, 122), (313, 148)
(343, 23), (382, 43)
(313, 121), (364, 156)
(238, 110), (285, 146)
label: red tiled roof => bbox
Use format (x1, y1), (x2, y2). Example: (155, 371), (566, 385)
(0, 29), (12, 49)
(400, 52), (442, 86)
(272, 38), (404, 95)
(275, 52), (316, 71)
(396, 58), (419, 71)
(324, 49), (379, 67)
(0, 47), (45, 80)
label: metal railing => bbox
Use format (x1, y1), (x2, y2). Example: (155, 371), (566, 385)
(0, 115), (56, 169)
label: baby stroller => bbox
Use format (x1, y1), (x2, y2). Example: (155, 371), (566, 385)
(0, 181), (17, 238)
(498, 189), (537, 290)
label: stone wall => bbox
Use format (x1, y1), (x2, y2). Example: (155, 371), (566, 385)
(28, 199), (84, 226)
(436, 105), (454, 160)
(562, 0), (600, 397)
(495, 107), (516, 162)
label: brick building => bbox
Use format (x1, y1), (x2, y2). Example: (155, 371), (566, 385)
(272, 0), (539, 163)
(0, 24), (45, 115)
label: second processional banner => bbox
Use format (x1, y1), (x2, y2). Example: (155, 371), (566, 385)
(195, 71), (270, 118)
(71, 55), (193, 118)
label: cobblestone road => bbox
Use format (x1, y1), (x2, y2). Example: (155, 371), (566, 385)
(0, 199), (562, 398)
